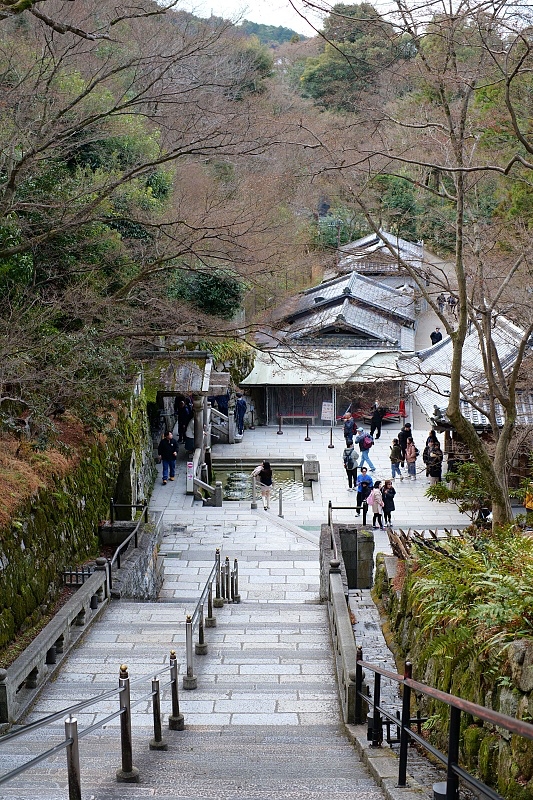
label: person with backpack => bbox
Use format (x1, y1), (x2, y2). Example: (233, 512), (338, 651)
(370, 404), (385, 439)
(398, 422), (412, 467)
(342, 443), (357, 490)
(368, 480), (385, 529)
(405, 437), (419, 480)
(342, 413), (356, 446)
(354, 427), (376, 471)
(355, 467), (373, 520)
(389, 438), (403, 481)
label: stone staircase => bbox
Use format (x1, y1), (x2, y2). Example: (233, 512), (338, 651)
(0, 512), (388, 800)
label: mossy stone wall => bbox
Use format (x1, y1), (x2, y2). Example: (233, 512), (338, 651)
(0, 392), (155, 652)
(374, 554), (533, 800)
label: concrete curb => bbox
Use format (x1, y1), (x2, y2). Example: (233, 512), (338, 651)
(346, 724), (428, 798)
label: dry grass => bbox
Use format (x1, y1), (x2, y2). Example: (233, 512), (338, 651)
(0, 415), (93, 531)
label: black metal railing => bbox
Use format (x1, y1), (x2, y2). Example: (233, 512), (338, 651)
(182, 549), (239, 689)
(355, 647), (533, 800)
(109, 498), (148, 525)
(0, 653), (183, 799)
(108, 501), (151, 585)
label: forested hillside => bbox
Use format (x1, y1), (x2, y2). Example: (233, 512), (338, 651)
(1, 0), (532, 526)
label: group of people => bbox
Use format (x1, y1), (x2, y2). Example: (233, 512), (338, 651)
(349, 467), (396, 529)
(437, 293), (458, 317)
(342, 422), (446, 525)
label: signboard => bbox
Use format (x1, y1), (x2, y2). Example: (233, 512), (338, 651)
(321, 401), (334, 422)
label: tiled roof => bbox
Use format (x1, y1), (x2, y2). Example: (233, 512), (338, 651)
(289, 271), (416, 324)
(284, 297), (415, 350)
(399, 317), (532, 428)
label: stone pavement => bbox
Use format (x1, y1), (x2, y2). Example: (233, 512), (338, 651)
(1, 417), (465, 799)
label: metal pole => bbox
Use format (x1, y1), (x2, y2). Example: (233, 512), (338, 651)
(305, 423), (311, 441)
(183, 616), (197, 689)
(251, 476), (257, 510)
(149, 677), (168, 750)
(278, 488), (284, 519)
(195, 605), (207, 655)
(372, 673), (382, 747)
(233, 558), (241, 603)
(277, 415), (283, 435)
(214, 549), (224, 608)
(144, 501), (148, 523)
(206, 580), (217, 626)
(110, 497), (114, 524)
(65, 715), (82, 800)
(398, 661), (412, 787)
(168, 650), (184, 730)
(328, 428), (334, 448)
(225, 556), (231, 602)
(355, 647), (364, 724)
(116, 665), (139, 782)
(445, 705), (461, 799)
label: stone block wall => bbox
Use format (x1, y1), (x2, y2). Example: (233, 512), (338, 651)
(374, 553), (533, 800)
(0, 391), (155, 652)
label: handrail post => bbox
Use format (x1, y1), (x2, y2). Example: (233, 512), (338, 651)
(116, 665), (139, 783)
(206, 580), (217, 626)
(149, 677), (168, 751)
(110, 497), (114, 524)
(144, 501), (148, 523)
(214, 549), (224, 608)
(398, 661), (412, 787)
(371, 672), (383, 747)
(183, 615), (197, 689)
(445, 706), (461, 799)
(328, 500), (332, 528)
(278, 487), (284, 518)
(65, 715), (82, 800)
(355, 646), (365, 724)
(195, 605), (208, 655)
(168, 650), (184, 730)
(233, 558), (241, 603)
(251, 476), (257, 510)
(225, 556), (231, 602)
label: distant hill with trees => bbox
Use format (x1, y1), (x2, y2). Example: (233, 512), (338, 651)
(237, 19), (305, 45)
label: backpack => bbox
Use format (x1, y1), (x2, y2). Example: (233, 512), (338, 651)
(362, 434), (373, 449)
(345, 452), (356, 470)
(414, 447), (420, 457)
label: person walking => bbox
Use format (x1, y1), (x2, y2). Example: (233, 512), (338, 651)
(398, 422), (412, 467)
(405, 437), (419, 480)
(355, 467), (373, 518)
(390, 438), (403, 481)
(369, 404), (385, 439)
(428, 443), (443, 485)
(437, 293), (446, 313)
(251, 460), (273, 510)
(235, 392), (247, 435)
(342, 413), (356, 446)
(354, 427), (376, 471)
(430, 327), (443, 345)
(157, 430), (179, 485)
(175, 399), (192, 443)
(423, 430), (439, 477)
(382, 480), (396, 526)
(368, 480), (384, 529)
(343, 443), (357, 490)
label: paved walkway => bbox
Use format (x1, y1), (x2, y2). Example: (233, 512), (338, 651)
(1, 420), (466, 799)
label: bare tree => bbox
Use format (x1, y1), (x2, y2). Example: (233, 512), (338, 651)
(295, 0), (533, 525)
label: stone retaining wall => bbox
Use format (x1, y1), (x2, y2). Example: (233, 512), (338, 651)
(375, 553), (533, 800)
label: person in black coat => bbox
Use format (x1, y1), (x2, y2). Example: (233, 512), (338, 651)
(427, 444), (443, 484)
(158, 430), (179, 485)
(382, 480), (396, 525)
(398, 423), (412, 467)
(370, 404), (386, 439)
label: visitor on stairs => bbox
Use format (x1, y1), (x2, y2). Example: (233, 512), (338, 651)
(158, 430), (179, 485)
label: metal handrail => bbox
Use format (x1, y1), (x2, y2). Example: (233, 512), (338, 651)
(0, 655), (181, 798)
(355, 650), (533, 800)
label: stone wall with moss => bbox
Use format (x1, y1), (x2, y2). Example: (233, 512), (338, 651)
(375, 554), (533, 800)
(0, 388), (155, 653)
